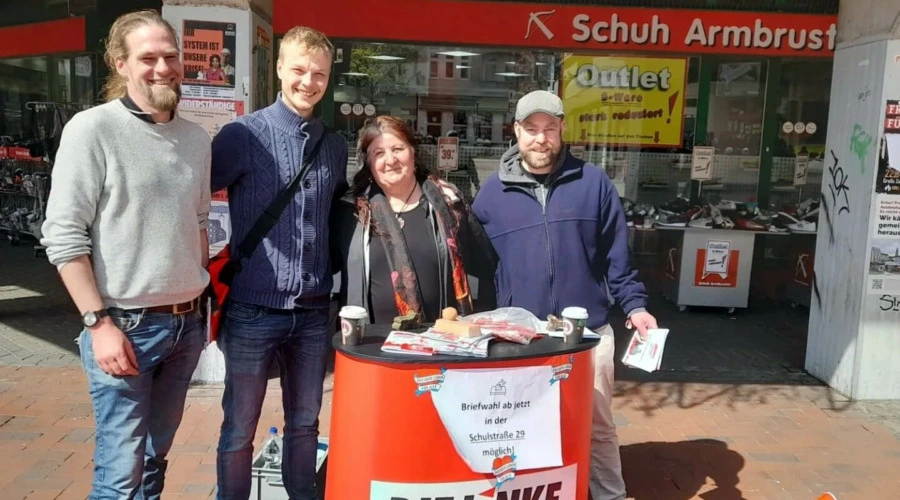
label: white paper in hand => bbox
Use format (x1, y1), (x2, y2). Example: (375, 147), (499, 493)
(621, 328), (670, 373)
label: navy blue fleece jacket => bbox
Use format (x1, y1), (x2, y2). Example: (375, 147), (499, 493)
(472, 145), (647, 329)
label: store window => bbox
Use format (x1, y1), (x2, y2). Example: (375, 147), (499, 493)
(0, 54), (96, 139)
(702, 59), (768, 203)
(331, 39), (828, 214)
(769, 59), (832, 208)
(0, 57), (50, 139)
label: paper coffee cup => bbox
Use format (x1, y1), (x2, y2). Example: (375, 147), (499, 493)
(561, 306), (588, 345)
(339, 306), (368, 346)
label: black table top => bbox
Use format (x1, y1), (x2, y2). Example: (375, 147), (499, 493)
(332, 322), (599, 365)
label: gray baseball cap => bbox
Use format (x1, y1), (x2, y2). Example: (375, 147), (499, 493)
(515, 90), (565, 122)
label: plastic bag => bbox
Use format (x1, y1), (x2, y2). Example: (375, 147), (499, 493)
(461, 307), (541, 344)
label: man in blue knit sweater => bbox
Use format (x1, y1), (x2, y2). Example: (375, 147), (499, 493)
(210, 26), (347, 500)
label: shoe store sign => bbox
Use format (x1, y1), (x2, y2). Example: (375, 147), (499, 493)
(695, 240), (738, 288)
(288, 1), (836, 57)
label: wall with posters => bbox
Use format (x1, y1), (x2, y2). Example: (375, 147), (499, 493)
(806, 21), (900, 398)
(855, 38), (900, 399)
(162, 1), (273, 383)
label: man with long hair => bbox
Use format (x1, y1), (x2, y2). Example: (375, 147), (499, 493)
(40, 10), (211, 499)
(210, 26), (348, 500)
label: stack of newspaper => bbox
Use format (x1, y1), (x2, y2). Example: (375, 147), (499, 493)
(621, 328), (670, 373)
(381, 330), (493, 358)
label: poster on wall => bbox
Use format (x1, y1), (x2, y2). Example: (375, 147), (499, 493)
(867, 238), (900, 294)
(876, 100), (900, 194)
(256, 26), (271, 109)
(181, 20), (237, 99)
(178, 98), (245, 256)
(872, 195), (900, 239)
(561, 55), (687, 148)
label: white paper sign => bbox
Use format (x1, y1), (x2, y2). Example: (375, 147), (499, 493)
(691, 146), (715, 181)
(703, 240), (731, 278)
(438, 137), (460, 171)
(430, 367), (562, 473)
(794, 154), (809, 186)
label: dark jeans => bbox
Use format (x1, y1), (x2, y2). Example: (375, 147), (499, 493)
(215, 300), (330, 500)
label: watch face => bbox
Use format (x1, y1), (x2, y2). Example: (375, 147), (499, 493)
(83, 311), (98, 327)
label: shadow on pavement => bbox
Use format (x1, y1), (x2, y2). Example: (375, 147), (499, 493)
(621, 439), (746, 500)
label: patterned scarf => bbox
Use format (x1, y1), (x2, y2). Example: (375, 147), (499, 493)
(368, 178), (473, 321)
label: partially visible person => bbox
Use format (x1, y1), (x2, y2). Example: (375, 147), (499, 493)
(472, 90), (659, 500)
(332, 116), (495, 324)
(210, 26), (347, 500)
(206, 54), (226, 82)
(221, 47), (235, 83)
(40, 10), (211, 499)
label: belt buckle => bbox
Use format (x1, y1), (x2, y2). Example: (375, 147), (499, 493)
(172, 299), (195, 315)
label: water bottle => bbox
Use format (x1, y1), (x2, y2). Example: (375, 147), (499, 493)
(261, 426), (283, 468)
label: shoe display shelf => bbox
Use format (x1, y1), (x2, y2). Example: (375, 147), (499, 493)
(656, 226), (790, 314)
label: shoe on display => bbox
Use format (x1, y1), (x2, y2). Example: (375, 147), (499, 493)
(655, 212), (688, 227)
(688, 217), (713, 229)
(660, 197), (690, 214)
(714, 199), (738, 211)
(788, 220), (817, 233)
(736, 218), (766, 231)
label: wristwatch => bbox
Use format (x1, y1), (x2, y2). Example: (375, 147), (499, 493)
(82, 309), (109, 328)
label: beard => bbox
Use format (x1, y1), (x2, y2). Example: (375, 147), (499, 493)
(522, 146), (560, 171)
(145, 83), (180, 112)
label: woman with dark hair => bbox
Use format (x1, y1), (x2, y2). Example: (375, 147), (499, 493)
(206, 54), (226, 82)
(331, 116), (496, 325)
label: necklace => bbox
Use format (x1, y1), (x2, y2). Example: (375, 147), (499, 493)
(393, 184), (419, 229)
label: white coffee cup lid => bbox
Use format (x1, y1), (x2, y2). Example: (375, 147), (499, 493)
(561, 306), (589, 319)
(340, 305), (368, 319)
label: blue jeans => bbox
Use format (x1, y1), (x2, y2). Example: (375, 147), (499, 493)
(79, 307), (205, 500)
(216, 300), (330, 500)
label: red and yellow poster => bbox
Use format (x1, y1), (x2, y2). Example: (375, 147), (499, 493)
(181, 20), (237, 99)
(561, 55), (687, 148)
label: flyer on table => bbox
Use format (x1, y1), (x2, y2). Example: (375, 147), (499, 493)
(561, 55), (687, 148)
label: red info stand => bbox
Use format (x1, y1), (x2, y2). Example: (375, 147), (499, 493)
(326, 324), (598, 499)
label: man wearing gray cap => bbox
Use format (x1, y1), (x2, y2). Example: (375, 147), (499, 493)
(472, 90), (659, 500)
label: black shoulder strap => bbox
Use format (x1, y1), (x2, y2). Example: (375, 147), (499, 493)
(234, 130), (329, 260)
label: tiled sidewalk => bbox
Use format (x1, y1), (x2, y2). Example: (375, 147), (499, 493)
(0, 365), (897, 499)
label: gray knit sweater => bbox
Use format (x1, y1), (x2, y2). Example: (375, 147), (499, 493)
(41, 100), (212, 309)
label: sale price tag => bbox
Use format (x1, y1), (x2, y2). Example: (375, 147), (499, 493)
(438, 137), (459, 171)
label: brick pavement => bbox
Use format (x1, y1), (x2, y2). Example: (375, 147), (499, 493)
(3, 242), (900, 499)
(0, 364), (897, 499)
(0, 244), (80, 367)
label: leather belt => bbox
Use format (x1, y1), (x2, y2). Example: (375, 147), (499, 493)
(138, 296), (202, 315)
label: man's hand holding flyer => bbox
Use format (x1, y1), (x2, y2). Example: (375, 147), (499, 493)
(621, 328), (670, 372)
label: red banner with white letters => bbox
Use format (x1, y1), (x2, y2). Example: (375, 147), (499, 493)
(275, 0), (836, 57)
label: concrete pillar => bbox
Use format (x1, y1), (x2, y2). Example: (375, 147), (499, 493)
(806, 1), (900, 399)
(161, 0), (274, 383)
